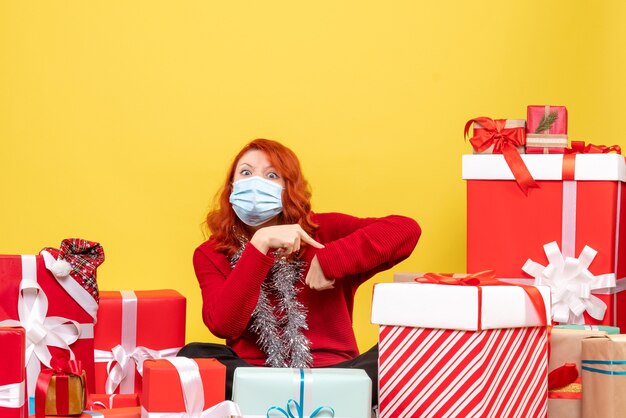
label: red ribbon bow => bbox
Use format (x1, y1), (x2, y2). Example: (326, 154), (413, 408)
(465, 117), (538, 195)
(566, 140), (622, 155)
(35, 358), (85, 418)
(416, 270), (548, 330)
(561, 141), (622, 180)
(417, 270), (496, 286)
(548, 363), (579, 391)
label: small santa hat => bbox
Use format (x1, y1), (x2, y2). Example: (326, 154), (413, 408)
(42, 238), (105, 302)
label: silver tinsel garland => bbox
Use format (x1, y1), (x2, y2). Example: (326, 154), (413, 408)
(230, 239), (312, 368)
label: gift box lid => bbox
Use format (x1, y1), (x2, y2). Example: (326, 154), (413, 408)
(371, 282), (551, 330)
(95, 289), (186, 349)
(583, 333), (626, 345)
(527, 105), (568, 135)
(462, 154), (626, 181)
(581, 334), (626, 368)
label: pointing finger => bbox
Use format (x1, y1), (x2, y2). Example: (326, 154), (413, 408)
(299, 232), (324, 249)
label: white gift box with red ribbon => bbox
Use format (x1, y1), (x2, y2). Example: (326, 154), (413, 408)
(372, 281), (550, 331)
(464, 153), (626, 329)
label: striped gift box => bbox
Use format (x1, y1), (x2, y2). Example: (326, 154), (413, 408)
(372, 281), (551, 418)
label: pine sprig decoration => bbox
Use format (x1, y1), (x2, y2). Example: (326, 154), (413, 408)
(534, 110), (559, 133)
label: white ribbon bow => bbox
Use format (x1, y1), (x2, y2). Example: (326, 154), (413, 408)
(522, 241), (616, 324)
(95, 345), (180, 394)
(141, 357), (242, 418)
(0, 381), (25, 408)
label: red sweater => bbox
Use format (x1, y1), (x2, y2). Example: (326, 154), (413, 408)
(193, 212), (421, 366)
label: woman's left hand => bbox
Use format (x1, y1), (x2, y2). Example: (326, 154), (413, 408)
(305, 255), (335, 291)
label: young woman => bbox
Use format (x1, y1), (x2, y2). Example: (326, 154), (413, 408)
(179, 138), (421, 404)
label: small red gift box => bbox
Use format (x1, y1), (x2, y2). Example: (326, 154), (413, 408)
(141, 358), (234, 417)
(372, 274), (550, 418)
(527, 105), (568, 154)
(38, 406), (141, 417)
(87, 393), (140, 410)
(35, 359), (86, 418)
(527, 105), (568, 135)
(0, 327), (27, 418)
(93, 290), (186, 395)
(464, 152), (626, 330)
(85, 407), (141, 417)
(0, 253), (99, 397)
(465, 117), (538, 194)
(467, 119), (526, 154)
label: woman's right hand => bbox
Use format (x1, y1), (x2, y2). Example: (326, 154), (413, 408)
(250, 224), (324, 255)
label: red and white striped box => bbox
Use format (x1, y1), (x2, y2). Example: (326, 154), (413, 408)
(371, 280), (551, 418)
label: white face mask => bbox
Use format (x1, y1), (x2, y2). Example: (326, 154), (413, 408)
(229, 176), (284, 226)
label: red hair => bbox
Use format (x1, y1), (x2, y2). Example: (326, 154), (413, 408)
(205, 139), (318, 256)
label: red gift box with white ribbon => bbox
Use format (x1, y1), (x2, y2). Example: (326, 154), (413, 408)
(87, 393), (140, 410)
(463, 151), (626, 330)
(371, 274), (551, 418)
(42, 406), (141, 417)
(93, 290), (186, 395)
(0, 253), (99, 397)
(0, 327), (27, 418)
(141, 358), (237, 417)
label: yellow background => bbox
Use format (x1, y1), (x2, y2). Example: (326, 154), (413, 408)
(2, 1), (625, 352)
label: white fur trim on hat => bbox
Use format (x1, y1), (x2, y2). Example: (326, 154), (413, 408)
(50, 258), (72, 278)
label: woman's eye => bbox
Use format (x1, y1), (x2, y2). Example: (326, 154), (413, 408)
(240, 169), (252, 176)
(267, 172), (279, 179)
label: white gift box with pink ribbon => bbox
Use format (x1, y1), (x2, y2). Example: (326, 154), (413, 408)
(464, 152), (626, 329)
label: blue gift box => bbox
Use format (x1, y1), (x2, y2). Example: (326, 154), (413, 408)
(232, 368), (371, 418)
(554, 324), (620, 334)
